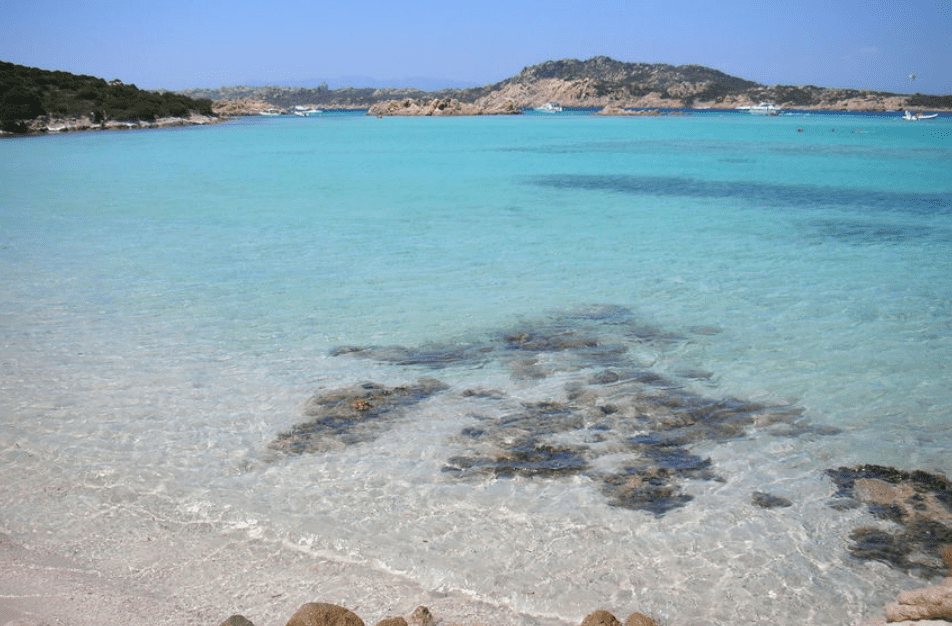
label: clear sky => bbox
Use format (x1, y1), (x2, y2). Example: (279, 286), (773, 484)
(3, 0), (951, 94)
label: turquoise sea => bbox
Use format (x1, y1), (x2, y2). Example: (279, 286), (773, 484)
(2, 111), (951, 626)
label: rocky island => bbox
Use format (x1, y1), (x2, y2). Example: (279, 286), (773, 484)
(4, 56), (950, 132)
(186, 56), (951, 117)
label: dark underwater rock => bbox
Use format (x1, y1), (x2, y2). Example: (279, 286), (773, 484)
(320, 305), (830, 516)
(270, 378), (448, 454)
(752, 491), (793, 508)
(827, 464), (952, 578)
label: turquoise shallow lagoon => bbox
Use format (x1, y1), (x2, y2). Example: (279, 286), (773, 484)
(2, 111), (951, 625)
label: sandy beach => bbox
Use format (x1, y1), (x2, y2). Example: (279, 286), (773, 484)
(0, 525), (576, 626)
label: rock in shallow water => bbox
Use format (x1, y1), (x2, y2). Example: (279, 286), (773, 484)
(286, 603), (365, 626)
(579, 610), (658, 626)
(751, 491), (793, 508)
(884, 577), (952, 621)
(827, 464), (952, 578)
(270, 378), (449, 453)
(581, 610), (621, 626)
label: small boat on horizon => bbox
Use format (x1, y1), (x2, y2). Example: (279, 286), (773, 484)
(748, 102), (782, 116)
(533, 102), (563, 113)
(902, 110), (938, 121)
(293, 106), (323, 117)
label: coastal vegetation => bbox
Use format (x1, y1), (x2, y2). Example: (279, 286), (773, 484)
(0, 61), (214, 133)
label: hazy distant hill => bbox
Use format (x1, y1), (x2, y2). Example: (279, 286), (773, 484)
(189, 56), (952, 113)
(0, 61), (216, 133)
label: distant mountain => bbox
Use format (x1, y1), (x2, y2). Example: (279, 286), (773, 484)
(0, 60), (217, 134)
(190, 56), (952, 113)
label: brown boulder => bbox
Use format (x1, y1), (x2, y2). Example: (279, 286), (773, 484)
(884, 578), (952, 622)
(286, 603), (365, 626)
(219, 616), (255, 626)
(581, 610), (621, 626)
(624, 612), (658, 626)
(407, 606), (435, 626)
(375, 618), (408, 626)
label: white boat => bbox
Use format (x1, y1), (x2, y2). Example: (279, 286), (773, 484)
(902, 110), (938, 121)
(259, 108), (283, 116)
(534, 102), (563, 113)
(749, 102), (782, 116)
(293, 106), (322, 117)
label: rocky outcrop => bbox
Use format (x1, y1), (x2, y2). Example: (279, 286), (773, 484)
(367, 97), (520, 116)
(885, 578), (952, 622)
(190, 57), (951, 114)
(19, 112), (220, 134)
(212, 98), (280, 116)
(595, 106), (665, 116)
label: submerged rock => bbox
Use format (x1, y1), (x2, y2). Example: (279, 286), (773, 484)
(827, 465), (952, 578)
(270, 378), (448, 453)
(321, 306), (827, 516)
(752, 491), (793, 508)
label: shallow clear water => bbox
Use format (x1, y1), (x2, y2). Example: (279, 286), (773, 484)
(2, 112), (951, 626)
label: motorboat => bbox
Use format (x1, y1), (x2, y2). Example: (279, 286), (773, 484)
(749, 102), (782, 116)
(534, 102), (563, 113)
(902, 110), (938, 121)
(293, 106), (323, 117)
(259, 108), (283, 116)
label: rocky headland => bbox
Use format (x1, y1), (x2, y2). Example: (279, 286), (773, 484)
(0, 61), (221, 135)
(191, 56), (951, 116)
(366, 97), (521, 117)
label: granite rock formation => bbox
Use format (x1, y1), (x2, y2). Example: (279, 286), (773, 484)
(885, 577), (952, 622)
(367, 97), (521, 116)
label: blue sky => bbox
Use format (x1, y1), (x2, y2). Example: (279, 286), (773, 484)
(3, 0), (951, 94)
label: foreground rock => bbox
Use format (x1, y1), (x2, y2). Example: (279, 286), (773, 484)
(221, 604), (660, 626)
(286, 602), (365, 626)
(885, 578), (952, 621)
